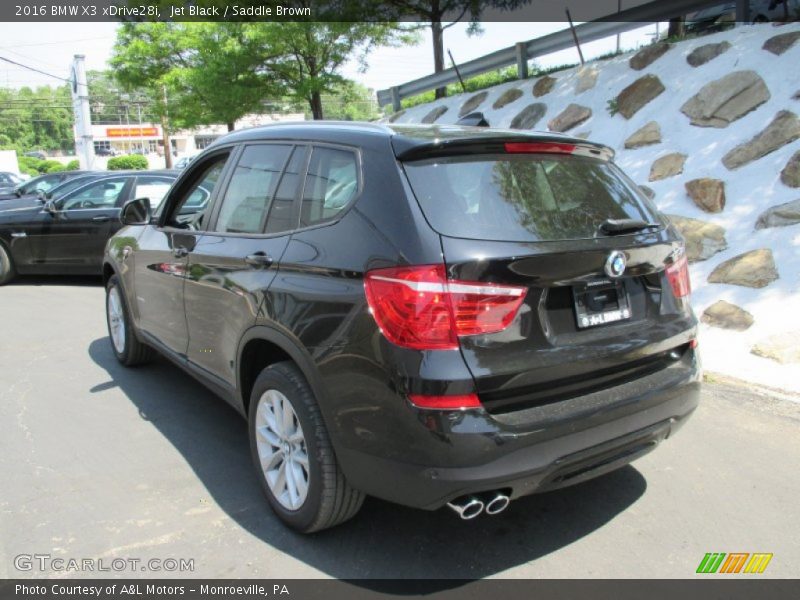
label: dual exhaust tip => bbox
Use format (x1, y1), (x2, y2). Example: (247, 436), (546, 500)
(446, 491), (511, 520)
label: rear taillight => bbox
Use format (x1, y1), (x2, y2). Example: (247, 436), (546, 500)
(364, 264), (527, 351)
(666, 254), (691, 298)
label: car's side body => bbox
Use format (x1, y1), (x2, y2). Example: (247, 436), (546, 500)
(0, 170), (180, 276)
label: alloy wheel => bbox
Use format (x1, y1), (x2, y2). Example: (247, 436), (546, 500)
(254, 389), (310, 510)
(107, 285), (126, 354)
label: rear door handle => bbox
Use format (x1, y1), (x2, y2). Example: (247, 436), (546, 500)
(244, 253), (273, 268)
(173, 247), (188, 258)
(92, 215), (110, 222)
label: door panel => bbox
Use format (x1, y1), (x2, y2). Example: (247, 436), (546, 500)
(184, 234), (291, 384)
(184, 144), (302, 385)
(4, 206), (50, 271)
(31, 177), (130, 272)
(134, 153), (232, 357)
(134, 227), (196, 356)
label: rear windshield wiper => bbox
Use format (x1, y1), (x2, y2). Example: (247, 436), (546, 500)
(599, 218), (661, 235)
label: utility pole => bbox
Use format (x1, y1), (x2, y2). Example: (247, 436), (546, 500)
(69, 54), (95, 170)
(161, 84), (172, 169)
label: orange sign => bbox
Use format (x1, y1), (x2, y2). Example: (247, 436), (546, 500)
(105, 127), (159, 138)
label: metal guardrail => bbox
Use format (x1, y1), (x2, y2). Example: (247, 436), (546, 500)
(377, 0), (730, 110)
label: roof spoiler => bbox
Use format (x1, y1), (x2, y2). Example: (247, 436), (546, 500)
(394, 136), (614, 162)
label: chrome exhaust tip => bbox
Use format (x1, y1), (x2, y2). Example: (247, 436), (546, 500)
(446, 496), (485, 520)
(485, 492), (511, 515)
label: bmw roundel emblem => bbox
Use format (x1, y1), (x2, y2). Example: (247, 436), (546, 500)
(605, 251), (627, 278)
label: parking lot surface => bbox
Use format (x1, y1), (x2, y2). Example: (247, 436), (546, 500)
(1, 277), (799, 579)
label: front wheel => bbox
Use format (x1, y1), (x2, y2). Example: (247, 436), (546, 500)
(248, 361), (364, 533)
(0, 243), (16, 285)
(106, 275), (154, 366)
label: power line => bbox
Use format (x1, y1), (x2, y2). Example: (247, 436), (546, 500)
(0, 35), (116, 49)
(0, 56), (72, 83)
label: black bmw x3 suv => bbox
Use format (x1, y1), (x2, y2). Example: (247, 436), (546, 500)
(103, 122), (700, 532)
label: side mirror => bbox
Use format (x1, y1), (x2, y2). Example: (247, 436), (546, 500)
(43, 199), (57, 214)
(120, 197), (151, 226)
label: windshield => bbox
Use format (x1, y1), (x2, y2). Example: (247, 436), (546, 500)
(403, 154), (661, 242)
(16, 175), (57, 196)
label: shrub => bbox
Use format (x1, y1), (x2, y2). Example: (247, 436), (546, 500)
(65, 159), (80, 171)
(107, 154), (148, 170)
(18, 156), (45, 174)
(43, 160), (65, 173)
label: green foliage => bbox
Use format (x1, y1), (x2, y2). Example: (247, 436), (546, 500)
(107, 154), (148, 170)
(319, 81), (381, 121)
(249, 22), (418, 119)
(43, 160), (65, 173)
(606, 98), (619, 117)
(0, 85), (74, 153)
(111, 21), (416, 123)
(17, 156), (66, 174)
(65, 159), (80, 171)
(399, 62), (580, 110)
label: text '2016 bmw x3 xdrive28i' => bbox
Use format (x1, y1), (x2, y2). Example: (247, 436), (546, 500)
(103, 122), (700, 532)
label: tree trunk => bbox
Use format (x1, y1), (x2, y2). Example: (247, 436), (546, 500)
(667, 17), (685, 39)
(227, 122), (235, 132)
(160, 114), (172, 170)
(310, 91), (324, 120)
(432, 18), (446, 99)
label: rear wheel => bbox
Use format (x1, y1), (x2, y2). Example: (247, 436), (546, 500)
(248, 361), (364, 533)
(106, 275), (154, 366)
(0, 243), (16, 285)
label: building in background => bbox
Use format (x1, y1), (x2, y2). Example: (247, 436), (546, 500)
(91, 112), (306, 157)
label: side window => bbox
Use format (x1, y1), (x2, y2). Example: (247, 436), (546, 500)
(214, 144), (291, 234)
(59, 178), (127, 210)
(265, 146), (305, 234)
(133, 176), (174, 210)
(164, 155), (228, 230)
(300, 147), (359, 228)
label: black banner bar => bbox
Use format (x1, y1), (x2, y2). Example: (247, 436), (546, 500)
(2, 580), (800, 600)
(1, 0), (723, 23)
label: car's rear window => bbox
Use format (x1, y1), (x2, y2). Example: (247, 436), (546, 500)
(403, 154), (660, 242)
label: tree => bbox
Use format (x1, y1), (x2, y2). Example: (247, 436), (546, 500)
(0, 85), (74, 154)
(111, 22), (279, 132)
(385, 0), (528, 98)
(319, 80), (381, 121)
(249, 22), (416, 120)
(111, 21), (414, 124)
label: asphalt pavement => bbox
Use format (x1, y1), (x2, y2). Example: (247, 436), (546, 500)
(1, 276), (799, 579)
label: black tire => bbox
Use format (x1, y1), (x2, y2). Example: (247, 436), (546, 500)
(105, 275), (154, 366)
(0, 242), (16, 286)
(248, 361), (364, 533)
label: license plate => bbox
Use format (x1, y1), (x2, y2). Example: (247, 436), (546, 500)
(573, 281), (631, 329)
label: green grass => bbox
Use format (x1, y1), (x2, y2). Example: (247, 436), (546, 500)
(398, 62), (580, 110)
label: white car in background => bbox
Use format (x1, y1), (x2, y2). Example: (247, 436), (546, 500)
(174, 154), (199, 169)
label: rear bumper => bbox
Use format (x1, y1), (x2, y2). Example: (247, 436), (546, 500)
(335, 349), (701, 510)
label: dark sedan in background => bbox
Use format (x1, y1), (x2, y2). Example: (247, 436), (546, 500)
(0, 170), (185, 284)
(0, 171), (97, 202)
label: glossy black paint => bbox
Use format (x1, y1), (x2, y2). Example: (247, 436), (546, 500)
(0, 170), (179, 275)
(105, 122), (700, 511)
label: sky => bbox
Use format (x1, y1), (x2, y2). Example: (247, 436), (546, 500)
(0, 21), (662, 96)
